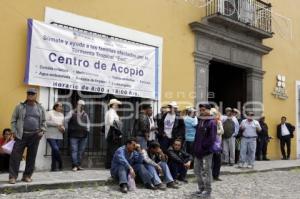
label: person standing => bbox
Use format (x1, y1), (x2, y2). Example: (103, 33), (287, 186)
(0, 128), (14, 172)
(277, 116), (295, 160)
(105, 99), (122, 169)
(239, 112), (262, 169)
(147, 106), (158, 143)
(45, 102), (65, 171)
(221, 107), (239, 166)
(9, 88), (46, 184)
(135, 104), (151, 150)
(157, 101), (185, 152)
(256, 116), (270, 161)
(193, 104), (217, 198)
(66, 100), (90, 171)
(211, 108), (224, 181)
(184, 107), (198, 155)
(232, 108), (242, 164)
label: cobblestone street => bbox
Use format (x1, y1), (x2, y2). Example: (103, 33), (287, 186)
(1, 170), (300, 199)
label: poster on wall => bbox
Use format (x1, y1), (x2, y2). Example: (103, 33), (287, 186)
(25, 19), (159, 100)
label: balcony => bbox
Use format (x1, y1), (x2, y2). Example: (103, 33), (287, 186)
(204, 0), (272, 38)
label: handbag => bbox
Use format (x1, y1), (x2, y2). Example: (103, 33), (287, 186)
(128, 173), (136, 191)
(212, 136), (222, 153)
(1, 140), (15, 154)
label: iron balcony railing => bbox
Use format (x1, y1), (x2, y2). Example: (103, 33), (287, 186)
(206, 0), (272, 33)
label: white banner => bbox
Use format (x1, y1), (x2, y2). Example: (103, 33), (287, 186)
(25, 19), (159, 99)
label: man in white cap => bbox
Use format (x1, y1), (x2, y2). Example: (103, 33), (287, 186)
(66, 99), (90, 171)
(9, 88), (46, 184)
(221, 107), (239, 166)
(157, 101), (185, 152)
(105, 99), (122, 169)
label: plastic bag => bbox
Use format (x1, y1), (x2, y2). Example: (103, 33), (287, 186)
(128, 173), (136, 191)
(1, 140), (15, 154)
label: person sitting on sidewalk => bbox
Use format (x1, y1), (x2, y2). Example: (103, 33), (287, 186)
(142, 141), (179, 190)
(111, 138), (156, 193)
(167, 139), (192, 183)
(0, 128), (14, 172)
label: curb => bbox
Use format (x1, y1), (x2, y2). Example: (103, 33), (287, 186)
(1, 166), (300, 194)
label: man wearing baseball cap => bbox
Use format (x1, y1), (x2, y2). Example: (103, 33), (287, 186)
(66, 99), (90, 171)
(157, 101), (185, 152)
(9, 88), (46, 184)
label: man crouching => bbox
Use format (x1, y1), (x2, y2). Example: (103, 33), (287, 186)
(142, 141), (179, 190)
(111, 138), (156, 193)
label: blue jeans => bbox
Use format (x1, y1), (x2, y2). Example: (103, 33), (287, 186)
(240, 137), (257, 166)
(47, 139), (62, 170)
(70, 137), (88, 167)
(145, 162), (174, 185)
(168, 161), (188, 180)
(111, 163), (153, 185)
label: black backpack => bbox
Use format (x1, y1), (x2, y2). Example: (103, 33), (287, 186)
(222, 118), (235, 139)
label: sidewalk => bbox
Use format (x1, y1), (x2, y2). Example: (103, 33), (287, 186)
(0, 160), (299, 194)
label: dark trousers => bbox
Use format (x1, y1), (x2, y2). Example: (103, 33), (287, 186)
(168, 162), (188, 180)
(47, 139), (62, 170)
(105, 139), (122, 169)
(185, 141), (194, 156)
(0, 154), (10, 172)
(280, 135), (291, 159)
(9, 133), (41, 179)
(256, 136), (268, 160)
(212, 152), (222, 179)
(158, 136), (172, 153)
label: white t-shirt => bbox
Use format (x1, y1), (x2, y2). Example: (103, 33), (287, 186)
(240, 119), (261, 138)
(281, 124), (290, 136)
(164, 113), (176, 139)
(148, 116), (156, 141)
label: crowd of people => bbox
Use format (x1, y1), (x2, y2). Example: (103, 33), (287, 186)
(0, 87), (296, 198)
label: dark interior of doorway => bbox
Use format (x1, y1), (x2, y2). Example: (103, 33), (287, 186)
(47, 89), (148, 168)
(208, 60), (247, 113)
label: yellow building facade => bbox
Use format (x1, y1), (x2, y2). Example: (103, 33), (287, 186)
(0, 0), (299, 167)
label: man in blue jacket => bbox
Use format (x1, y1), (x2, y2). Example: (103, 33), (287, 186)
(193, 104), (217, 198)
(111, 137), (156, 193)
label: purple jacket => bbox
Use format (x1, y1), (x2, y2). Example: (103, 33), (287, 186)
(194, 118), (217, 159)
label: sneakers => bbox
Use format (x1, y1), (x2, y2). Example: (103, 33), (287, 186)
(192, 190), (211, 198)
(155, 183), (167, 191)
(77, 166), (84, 171)
(247, 165), (254, 169)
(8, 178), (16, 184)
(145, 183), (157, 190)
(167, 181), (179, 189)
(120, 183), (128, 193)
(213, 177), (222, 181)
(238, 163), (244, 168)
(72, 167), (78, 172)
(21, 176), (32, 183)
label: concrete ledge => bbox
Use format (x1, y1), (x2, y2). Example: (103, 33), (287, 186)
(1, 160), (300, 194)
